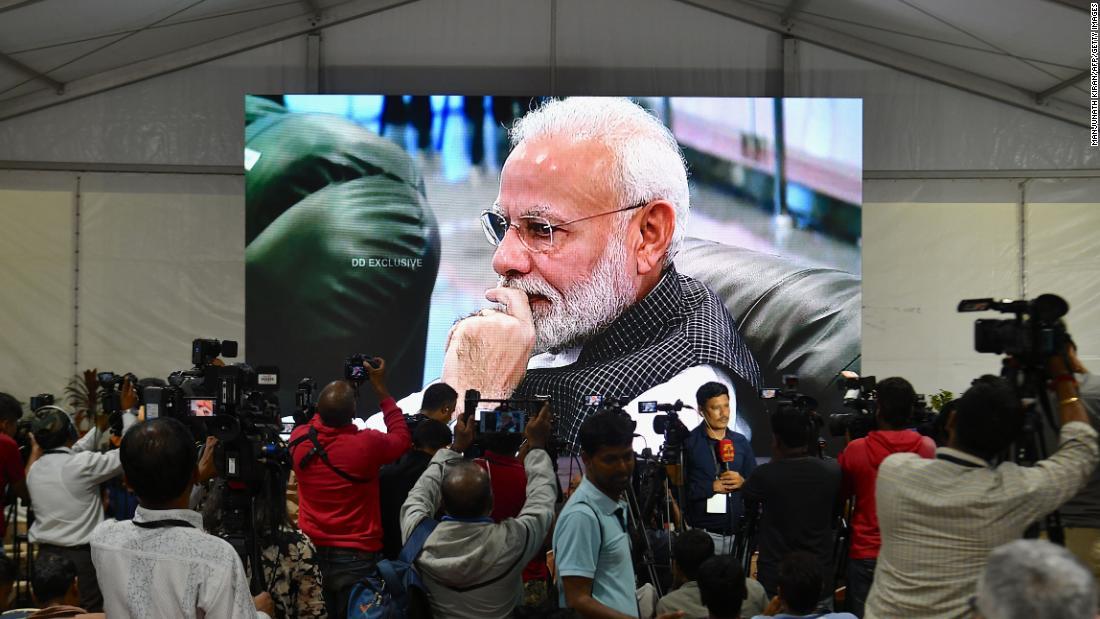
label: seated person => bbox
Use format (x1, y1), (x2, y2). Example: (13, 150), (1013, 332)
(657, 529), (768, 619)
(27, 553), (87, 619)
(751, 552), (855, 619)
(695, 555), (747, 619)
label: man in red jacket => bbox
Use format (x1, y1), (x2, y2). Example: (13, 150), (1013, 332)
(289, 358), (411, 618)
(837, 377), (935, 617)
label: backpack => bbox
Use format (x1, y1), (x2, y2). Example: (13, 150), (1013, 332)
(348, 517), (437, 619)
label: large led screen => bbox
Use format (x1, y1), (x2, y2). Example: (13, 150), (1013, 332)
(244, 95), (862, 453)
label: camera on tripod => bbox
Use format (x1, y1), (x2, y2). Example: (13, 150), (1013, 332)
(143, 338), (286, 485)
(958, 294), (1070, 366)
(637, 399), (692, 463)
(827, 373), (877, 439)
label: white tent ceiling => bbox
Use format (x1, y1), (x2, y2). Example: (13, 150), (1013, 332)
(0, 0), (1091, 126)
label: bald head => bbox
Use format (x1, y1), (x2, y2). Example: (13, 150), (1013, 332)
(441, 460), (493, 519)
(317, 380), (357, 426)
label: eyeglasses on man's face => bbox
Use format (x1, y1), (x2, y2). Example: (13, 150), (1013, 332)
(479, 202), (649, 253)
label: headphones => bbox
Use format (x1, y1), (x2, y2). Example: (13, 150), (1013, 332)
(30, 405), (79, 447)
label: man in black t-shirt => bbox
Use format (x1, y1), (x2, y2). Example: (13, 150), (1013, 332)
(742, 406), (841, 605)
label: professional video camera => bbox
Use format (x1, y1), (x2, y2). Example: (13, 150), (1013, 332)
(637, 399), (692, 464)
(147, 338), (289, 592)
(28, 394), (54, 413)
(827, 374), (877, 439)
(293, 378), (316, 427)
(959, 293), (1075, 545)
(760, 375), (824, 454)
(958, 294), (1070, 366)
(13, 394), (54, 461)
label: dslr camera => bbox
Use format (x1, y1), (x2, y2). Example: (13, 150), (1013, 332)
(344, 353), (379, 383)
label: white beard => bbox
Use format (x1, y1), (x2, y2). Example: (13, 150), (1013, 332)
(500, 232), (637, 353)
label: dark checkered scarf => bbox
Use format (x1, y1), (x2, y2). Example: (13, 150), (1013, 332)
(512, 266), (760, 451)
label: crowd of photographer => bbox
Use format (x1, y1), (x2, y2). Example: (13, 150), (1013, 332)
(0, 298), (1098, 619)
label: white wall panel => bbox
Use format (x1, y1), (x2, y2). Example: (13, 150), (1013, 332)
(0, 171), (76, 404)
(862, 200), (1019, 397)
(1024, 180), (1100, 366)
(76, 173), (245, 380)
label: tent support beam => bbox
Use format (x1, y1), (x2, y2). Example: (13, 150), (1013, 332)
(0, 0), (421, 122)
(673, 0), (1088, 128)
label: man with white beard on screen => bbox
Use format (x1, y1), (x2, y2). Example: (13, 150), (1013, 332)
(383, 97), (761, 452)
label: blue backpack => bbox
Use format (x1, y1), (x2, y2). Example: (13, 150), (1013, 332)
(348, 518), (437, 619)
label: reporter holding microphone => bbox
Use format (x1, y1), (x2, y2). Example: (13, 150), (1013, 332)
(683, 382), (756, 555)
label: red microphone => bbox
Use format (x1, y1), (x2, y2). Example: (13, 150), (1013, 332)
(717, 438), (735, 472)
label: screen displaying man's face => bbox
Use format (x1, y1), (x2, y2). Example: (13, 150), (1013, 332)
(244, 95), (862, 451)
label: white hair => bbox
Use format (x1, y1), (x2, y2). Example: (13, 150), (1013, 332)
(976, 540), (1097, 619)
(500, 225), (636, 352)
(509, 97), (690, 268)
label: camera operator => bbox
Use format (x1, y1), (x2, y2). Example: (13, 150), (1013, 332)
(864, 346), (1099, 619)
(741, 405), (841, 609)
(0, 393), (29, 520)
(398, 404), (556, 618)
(90, 417), (274, 618)
(1038, 354), (1100, 583)
(836, 377), (934, 616)
(289, 357), (411, 618)
(379, 419), (452, 559)
(683, 382), (755, 556)
(25, 404), (133, 612)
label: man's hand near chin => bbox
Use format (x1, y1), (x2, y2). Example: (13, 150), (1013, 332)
(441, 286), (536, 414)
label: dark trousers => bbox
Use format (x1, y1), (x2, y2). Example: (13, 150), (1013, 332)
(315, 545), (380, 618)
(846, 557), (876, 617)
(37, 543), (102, 612)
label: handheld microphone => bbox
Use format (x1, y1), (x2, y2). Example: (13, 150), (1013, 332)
(717, 438), (735, 472)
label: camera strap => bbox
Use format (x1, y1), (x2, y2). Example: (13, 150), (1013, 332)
(288, 427), (371, 484)
(936, 453), (985, 468)
(132, 519), (195, 530)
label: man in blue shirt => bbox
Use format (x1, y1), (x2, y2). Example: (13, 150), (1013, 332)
(553, 410), (685, 618)
(683, 382), (755, 554)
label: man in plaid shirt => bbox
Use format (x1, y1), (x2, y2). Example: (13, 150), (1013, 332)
(866, 346), (1098, 618)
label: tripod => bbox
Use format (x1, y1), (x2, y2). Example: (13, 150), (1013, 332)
(1003, 358), (1066, 544)
(5, 496), (35, 607)
(625, 484), (664, 597)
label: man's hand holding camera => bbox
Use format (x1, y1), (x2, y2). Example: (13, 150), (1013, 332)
(364, 356), (389, 400)
(452, 413), (475, 454)
(525, 402), (553, 449)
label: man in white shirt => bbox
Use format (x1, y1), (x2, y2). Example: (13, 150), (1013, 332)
(90, 417), (274, 619)
(26, 406), (127, 612)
